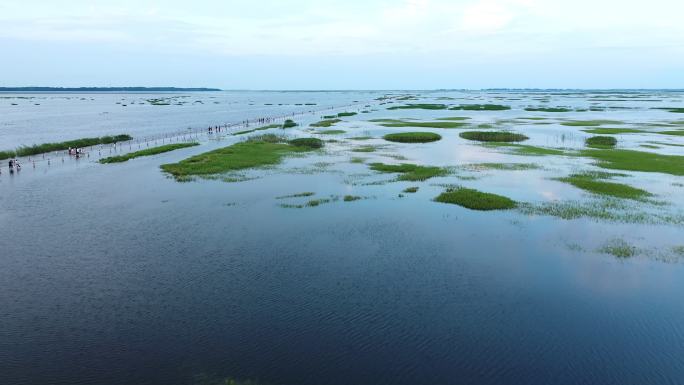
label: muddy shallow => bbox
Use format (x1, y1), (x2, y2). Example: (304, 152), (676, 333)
(1, 90), (684, 385)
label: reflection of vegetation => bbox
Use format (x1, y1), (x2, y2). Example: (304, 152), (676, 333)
(99, 142), (199, 163)
(435, 188), (517, 210)
(383, 132), (442, 143)
(460, 131), (528, 142)
(369, 163), (448, 181)
(161, 135), (321, 179)
(586, 136), (617, 149)
(556, 172), (650, 200)
(450, 104), (510, 111)
(598, 239), (637, 258)
(14, 134), (133, 157)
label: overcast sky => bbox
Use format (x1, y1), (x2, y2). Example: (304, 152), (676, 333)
(1, 0), (683, 89)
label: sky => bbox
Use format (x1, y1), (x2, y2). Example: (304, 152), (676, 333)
(1, 0), (683, 89)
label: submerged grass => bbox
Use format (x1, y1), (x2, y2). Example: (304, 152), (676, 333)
(383, 132), (442, 143)
(99, 142), (199, 163)
(460, 131), (529, 142)
(484, 143), (567, 156)
(524, 107), (573, 112)
(14, 134), (132, 157)
(434, 188), (517, 210)
(160, 136), (321, 179)
(598, 239), (638, 258)
(403, 186), (419, 193)
(318, 130), (346, 135)
(276, 192), (315, 199)
(586, 136), (617, 149)
(369, 163), (449, 181)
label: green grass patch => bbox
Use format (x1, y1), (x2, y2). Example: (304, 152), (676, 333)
(99, 142), (199, 163)
(434, 188), (516, 210)
(310, 119), (342, 128)
(582, 128), (646, 134)
(318, 130), (346, 135)
(450, 104), (510, 111)
(436, 117), (471, 121)
(344, 195), (362, 202)
(580, 149), (684, 176)
(373, 119), (468, 129)
(524, 107), (573, 112)
(282, 119), (298, 128)
(349, 136), (373, 140)
(403, 186), (419, 193)
(14, 134), (132, 157)
(465, 163), (540, 171)
(350, 157), (366, 164)
(556, 172), (650, 200)
(370, 163), (448, 181)
(337, 112), (357, 117)
(233, 124), (281, 135)
(387, 104), (447, 110)
(658, 130), (684, 136)
(561, 120), (623, 127)
(0, 150), (16, 160)
(586, 136), (617, 149)
(276, 192), (315, 199)
(352, 145), (378, 153)
(160, 136), (321, 179)
(383, 132), (442, 143)
(460, 131), (528, 142)
(598, 239), (637, 258)
(485, 143), (566, 156)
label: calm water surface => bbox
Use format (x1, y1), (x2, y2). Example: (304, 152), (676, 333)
(1, 91), (684, 385)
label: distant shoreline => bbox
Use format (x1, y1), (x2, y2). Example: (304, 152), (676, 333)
(0, 87), (221, 92)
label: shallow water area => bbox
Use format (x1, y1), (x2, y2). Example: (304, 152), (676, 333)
(2, 90), (684, 385)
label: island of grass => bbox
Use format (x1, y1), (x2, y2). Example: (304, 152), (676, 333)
(337, 112), (357, 117)
(383, 132), (441, 143)
(310, 119), (342, 128)
(561, 120), (623, 127)
(460, 131), (529, 142)
(371, 119), (468, 129)
(580, 149), (684, 176)
(233, 124), (281, 136)
(160, 135), (322, 180)
(387, 104), (448, 110)
(586, 136), (617, 149)
(369, 163), (448, 181)
(8, 134), (133, 158)
(282, 119), (298, 128)
(99, 142), (199, 163)
(582, 128), (646, 134)
(318, 130), (346, 135)
(435, 188), (517, 210)
(556, 171), (651, 200)
(524, 107), (573, 112)
(450, 104), (510, 111)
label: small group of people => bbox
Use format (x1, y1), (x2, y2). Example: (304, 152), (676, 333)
(6, 158), (21, 174)
(68, 147), (83, 158)
(208, 125), (225, 134)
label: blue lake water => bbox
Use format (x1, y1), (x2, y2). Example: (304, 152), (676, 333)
(1, 91), (684, 385)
